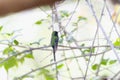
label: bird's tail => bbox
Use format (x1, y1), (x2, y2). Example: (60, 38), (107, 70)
(53, 47), (58, 80)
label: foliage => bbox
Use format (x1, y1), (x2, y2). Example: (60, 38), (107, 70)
(35, 19), (43, 25)
(0, 1), (119, 80)
(114, 38), (120, 47)
(92, 59), (117, 71)
(92, 64), (99, 70)
(38, 69), (54, 80)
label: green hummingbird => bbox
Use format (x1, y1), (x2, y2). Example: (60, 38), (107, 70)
(50, 31), (59, 79)
(51, 31), (59, 55)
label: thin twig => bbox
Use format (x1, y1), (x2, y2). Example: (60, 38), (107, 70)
(111, 70), (120, 80)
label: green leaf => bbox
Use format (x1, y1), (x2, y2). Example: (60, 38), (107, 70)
(60, 34), (66, 38)
(3, 46), (14, 55)
(25, 53), (34, 59)
(0, 58), (4, 67)
(81, 43), (85, 47)
(4, 56), (18, 71)
(44, 74), (54, 80)
(114, 38), (120, 46)
(0, 58), (3, 61)
(83, 49), (90, 53)
(38, 68), (54, 80)
(0, 26), (3, 32)
(60, 10), (69, 18)
(109, 60), (117, 65)
(35, 20), (43, 25)
(3, 47), (10, 55)
(77, 16), (87, 22)
(91, 48), (95, 53)
(19, 57), (25, 63)
(83, 48), (95, 54)
(85, 58), (89, 61)
(38, 69), (50, 75)
(6, 32), (14, 36)
(57, 64), (64, 69)
(101, 59), (109, 66)
(14, 40), (19, 45)
(41, 69), (50, 74)
(92, 64), (99, 70)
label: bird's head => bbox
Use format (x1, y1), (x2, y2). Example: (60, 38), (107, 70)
(52, 31), (58, 36)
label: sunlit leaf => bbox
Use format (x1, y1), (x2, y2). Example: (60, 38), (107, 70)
(77, 16), (87, 22)
(83, 48), (95, 54)
(35, 20), (43, 25)
(60, 34), (66, 38)
(85, 58), (89, 61)
(14, 40), (19, 45)
(83, 49), (90, 53)
(38, 69), (49, 75)
(6, 32), (14, 36)
(25, 53), (34, 59)
(40, 69), (50, 74)
(3, 46), (14, 55)
(57, 64), (64, 69)
(0, 26), (3, 32)
(109, 60), (117, 65)
(60, 10), (69, 18)
(114, 38), (120, 46)
(0, 58), (4, 67)
(44, 74), (54, 80)
(92, 64), (99, 70)
(4, 56), (18, 71)
(81, 43), (85, 47)
(38, 69), (54, 80)
(19, 57), (25, 64)
(91, 48), (95, 53)
(101, 59), (109, 66)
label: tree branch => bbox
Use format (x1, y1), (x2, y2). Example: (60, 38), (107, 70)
(16, 49), (110, 79)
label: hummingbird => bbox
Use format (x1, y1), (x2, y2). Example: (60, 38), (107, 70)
(51, 31), (59, 54)
(50, 31), (59, 79)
